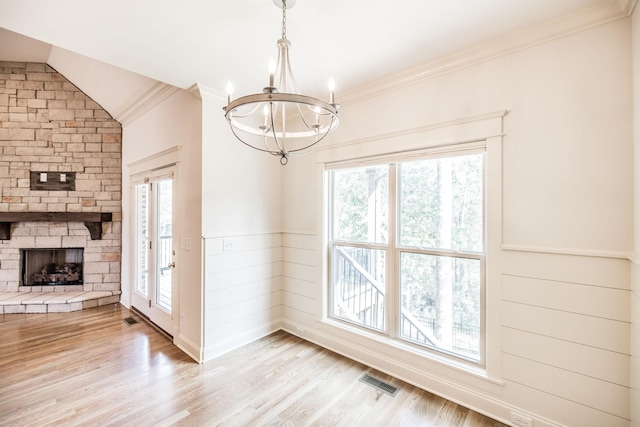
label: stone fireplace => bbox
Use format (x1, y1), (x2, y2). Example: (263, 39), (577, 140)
(1, 219), (120, 293)
(0, 61), (122, 307)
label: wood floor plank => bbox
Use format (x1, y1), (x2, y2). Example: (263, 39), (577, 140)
(0, 305), (508, 427)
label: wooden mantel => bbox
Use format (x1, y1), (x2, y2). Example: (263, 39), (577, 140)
(0, 212), (113, 240)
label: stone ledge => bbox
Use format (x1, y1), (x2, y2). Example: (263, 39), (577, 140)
(0, 290), (121, 314)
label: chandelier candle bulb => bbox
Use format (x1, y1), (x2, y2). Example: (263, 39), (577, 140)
(328, 78), (335, 104)
(268, 58), (276, 88)
(226, 81), (234, 103)
(262, 104), (270, 129)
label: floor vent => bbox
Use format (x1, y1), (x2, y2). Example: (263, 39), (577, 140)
(359, 373), (398, 396)
(123, 317), (138, 325)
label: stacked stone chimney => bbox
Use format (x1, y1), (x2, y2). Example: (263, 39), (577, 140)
(0, 61), (122, 293)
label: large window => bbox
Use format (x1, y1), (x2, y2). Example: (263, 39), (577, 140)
(329, 147), (485, 364)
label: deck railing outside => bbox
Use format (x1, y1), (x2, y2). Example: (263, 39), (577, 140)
(334, 246), (481, 354)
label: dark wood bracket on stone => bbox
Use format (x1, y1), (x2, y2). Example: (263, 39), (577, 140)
(0, 212), (113, 240)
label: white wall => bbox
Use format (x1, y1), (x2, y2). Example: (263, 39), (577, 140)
(33, 45), (206, 361)
(5, 8), (635, 424)
(200, 94), (283, 361)
(282, 17), (633, 426)
(40, 38), (285, 363)
(47, 46), (152, 118)
(631, 6), (640, 427)
(122, 89), (203, 361)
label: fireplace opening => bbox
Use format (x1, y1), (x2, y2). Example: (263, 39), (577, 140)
(21, 248), (84, 286)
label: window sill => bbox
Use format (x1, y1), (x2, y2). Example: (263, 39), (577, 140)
(319, 317), (504, 392)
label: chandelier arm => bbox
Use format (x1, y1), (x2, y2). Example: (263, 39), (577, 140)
(229, 123), (282, 156)
(280, 98), (288, 153)
(262, 127), (272, 152)
(286, 116), (337, 154)
(225, 102), (263, 119)
(282, 41), (300, 95)
(263, 132), (278, 153)
(275, 41), (285, 91)
(269, 104), (286, 154)
(297, 103), (318, 131)
(295, 102), (330, 131)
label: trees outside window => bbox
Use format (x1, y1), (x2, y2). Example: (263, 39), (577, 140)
(329, 148), (485, 364)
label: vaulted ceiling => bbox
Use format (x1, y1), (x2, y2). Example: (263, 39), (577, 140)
(0, 0), (635, 113)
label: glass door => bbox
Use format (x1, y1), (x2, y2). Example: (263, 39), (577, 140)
(155, 177), (173, 312)
(134, 182), (150, 299)
(132, 167), (176, 335)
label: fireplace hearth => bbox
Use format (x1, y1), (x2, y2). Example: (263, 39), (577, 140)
(21, 248), (84, 287)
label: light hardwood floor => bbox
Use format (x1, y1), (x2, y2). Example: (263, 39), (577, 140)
(0, 304), (507, 427)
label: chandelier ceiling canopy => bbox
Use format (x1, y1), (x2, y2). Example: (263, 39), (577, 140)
(223, 0), (340, 165)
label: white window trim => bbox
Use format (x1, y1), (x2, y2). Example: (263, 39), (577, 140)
(317, 111), (505, 383)
(327, 145), (486, 366)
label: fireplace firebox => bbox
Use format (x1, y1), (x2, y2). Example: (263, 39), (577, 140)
(21, 248), (84, 286)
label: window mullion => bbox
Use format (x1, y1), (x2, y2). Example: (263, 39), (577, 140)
(329, 240), (388, 251)
(396, 246), (484, 261)
(387, 164), (398, 339)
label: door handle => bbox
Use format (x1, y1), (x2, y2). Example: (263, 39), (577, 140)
(168, 262), (175, 268)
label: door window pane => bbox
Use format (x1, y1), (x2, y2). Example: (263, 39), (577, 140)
(135, 183), (149, 297)
(400, 253), (481, 361)
(156, 178), (173, 312)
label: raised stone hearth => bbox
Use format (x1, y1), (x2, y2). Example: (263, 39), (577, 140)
(0, 290), (121, 314)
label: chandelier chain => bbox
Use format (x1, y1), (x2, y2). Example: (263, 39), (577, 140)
(281, 0), (287, 39)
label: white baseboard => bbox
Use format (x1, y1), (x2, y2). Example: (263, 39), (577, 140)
(201, 319), (283, 363)
(280, 319), (560, 427)
(176, 333), (204, 363)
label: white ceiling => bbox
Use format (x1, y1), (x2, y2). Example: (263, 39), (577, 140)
(0, 0), (633, 102)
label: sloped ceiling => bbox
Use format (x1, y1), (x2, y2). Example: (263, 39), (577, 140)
(0, 0), (635, 117)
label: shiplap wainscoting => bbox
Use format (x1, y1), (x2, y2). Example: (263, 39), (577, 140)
(280, 230), (632, 426)
(631, 256), (640, 427)
(282, 232), (321, 324)
(501, 250), (631, 426)
(203, 233), (283, 362)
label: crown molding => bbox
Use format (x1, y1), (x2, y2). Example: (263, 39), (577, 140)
(316, 110), (507, 153)
(188, 82), (226, 104)
(615, 0), (638, 14)
(341, 1), (633, 105)
(112, 79), (180, 125)
(187, 1), (636, 108)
